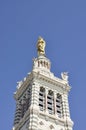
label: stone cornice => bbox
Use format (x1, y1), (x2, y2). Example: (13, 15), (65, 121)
(14, 70), (71, 100)
(32, 71), (71, 92)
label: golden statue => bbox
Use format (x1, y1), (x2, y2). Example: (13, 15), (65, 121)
(37, 37), (46, 56)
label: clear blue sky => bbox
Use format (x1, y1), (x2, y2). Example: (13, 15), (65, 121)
(0, 1), (86, 130)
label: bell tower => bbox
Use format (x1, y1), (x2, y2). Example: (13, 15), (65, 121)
(12, 37), (74, 130)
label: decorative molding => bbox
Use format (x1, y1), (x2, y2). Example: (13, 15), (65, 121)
(32, 71), (71, 92)
(39, 121), (44, 125)
(50, 124), (54, 129)
(45, 116), (49, 121)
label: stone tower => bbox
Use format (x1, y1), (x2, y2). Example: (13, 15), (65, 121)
(12, 37), (73, 130)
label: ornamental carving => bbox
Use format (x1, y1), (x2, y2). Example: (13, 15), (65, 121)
(50, 124), (54, 129)
(39, 121), (44, 125)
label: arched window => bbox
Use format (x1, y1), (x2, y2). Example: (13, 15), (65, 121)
(27, 87), (32, 108)
(14, 86), (32, 125)
(39, 87), (45, 111)
(21, 87), (32, 118)
(56, 93), (63, 118)
(14, 101), (22, 125)
(47, 90), (54, 114)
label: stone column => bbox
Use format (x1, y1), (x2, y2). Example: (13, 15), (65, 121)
(62, 93), (73, 130)
(54, 92), (57, 116)
(29, 82), (39, 130)
(31, 82), (39, 110)
(45, 88), (48, 113)
(63, 93), (70, 119)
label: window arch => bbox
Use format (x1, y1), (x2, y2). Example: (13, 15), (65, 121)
(47, 90), (54, 114)
(39, 87), (45, 111)
(21, 87), (32, 118)
(56, 93), (63, 118)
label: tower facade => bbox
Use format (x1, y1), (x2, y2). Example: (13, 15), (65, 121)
(13, 37), (73, 130)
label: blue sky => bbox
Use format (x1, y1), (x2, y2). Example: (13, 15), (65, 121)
(0, 1), (86, 130)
